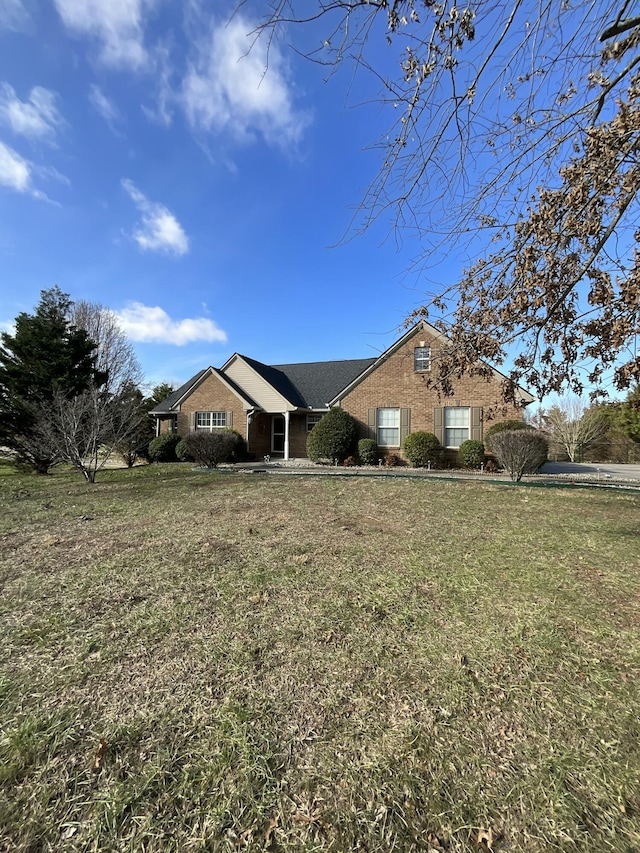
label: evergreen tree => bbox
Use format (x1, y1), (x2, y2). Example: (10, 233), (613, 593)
(0, 287), (104, 473)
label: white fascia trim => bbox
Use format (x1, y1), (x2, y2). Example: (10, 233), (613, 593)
(171, 366), (254, 411)
(221, 353), (297, 412)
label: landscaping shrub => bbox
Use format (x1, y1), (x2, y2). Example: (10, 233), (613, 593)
(175, 439), (194, 462)
(181, 431), (237, 468)
(357, 438), (378, 465)
(223, 429), (248, 463)
(384, 453), (403, 467)
(148, 433), (181, 463)
(402, 431), (442, 467)
(484, 458), (499, 474)
(307, 408), (358, 464)
(490, 429), (548, 482)
(485, 419), (533, 451)
(458, 439), (485, 468)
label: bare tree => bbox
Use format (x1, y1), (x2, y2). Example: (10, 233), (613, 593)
(542, 397), (609, 462)
(69, 300), (142, 394)
(247, 2), (640, 398)
(35, 384), (148, 483)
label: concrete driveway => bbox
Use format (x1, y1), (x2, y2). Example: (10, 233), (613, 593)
(541, 461), (640, 481)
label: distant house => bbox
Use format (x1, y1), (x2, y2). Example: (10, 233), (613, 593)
(150, 321), (534, 460)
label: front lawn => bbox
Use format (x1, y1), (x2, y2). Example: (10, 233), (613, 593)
(1, 466), (639, 851)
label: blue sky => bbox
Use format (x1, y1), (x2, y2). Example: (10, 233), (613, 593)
(0, 0), (478, 391)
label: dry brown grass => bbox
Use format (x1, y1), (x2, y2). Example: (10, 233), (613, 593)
(1, 464), (639, 851)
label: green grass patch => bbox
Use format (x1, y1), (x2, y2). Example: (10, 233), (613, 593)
(1, 468), (639, 851)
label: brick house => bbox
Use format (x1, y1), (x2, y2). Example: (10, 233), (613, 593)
(150, 321), (534, 460)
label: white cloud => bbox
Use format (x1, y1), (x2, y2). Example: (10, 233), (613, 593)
(0, 140), (48, 199)
(53, 0), (155, 70)
(0, 140), (30, 191)
(88, 84), (120, 126)
(0, 83), (63, 142)
(0, 141), (64, 202)
(122, 179), (189, 256)
(113, 302), (227, 345)
(181, 15), (309, 148)
(0, 0), (29, 31)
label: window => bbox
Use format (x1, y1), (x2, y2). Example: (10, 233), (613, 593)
(377, 408), (400, 446)
(196, 411), (227, 430)
(307, 414), (323, 432)
(444, 407), (469, 448)
(414, 346), (431, 371)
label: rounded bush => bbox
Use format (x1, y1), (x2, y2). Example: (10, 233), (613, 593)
(175, 439), (194, 462)
(148, 433), (181, 462)
(458, 439), (485, 468)
(182, 431), (236, 468)
(490, 429), (548, 482)
(307, 408), (358, 464)
(485, 419), (533, 451)
(357, 438), (378, 465)
(223, 429), (248, 463)
(402, 431), (442, 467)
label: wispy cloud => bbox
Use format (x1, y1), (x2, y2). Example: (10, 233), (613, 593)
(0, 140), (52, 200)
(0, 0), (29, 32)
(53, 0), (155, 70)
(180, 15), (309, 148)
(0, 83), (63, 143)
(113, 302), (227, 345)
(88, 84), (121, 127)
(122, 179), (189, 256)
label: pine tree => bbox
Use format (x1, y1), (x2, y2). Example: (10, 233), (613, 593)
(0, 287), (105, 473)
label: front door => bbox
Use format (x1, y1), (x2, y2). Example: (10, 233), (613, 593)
(271, 415), (285, 454)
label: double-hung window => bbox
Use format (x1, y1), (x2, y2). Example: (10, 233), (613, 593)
(307, 414), (323, 432)
(196, 411), (227, 430)
(444, 407), (469, 448)
(377, 408), (400, 447)
(414, 346), (431, 371)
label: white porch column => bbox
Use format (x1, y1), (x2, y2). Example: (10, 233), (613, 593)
(246, 410), (253, 452)
(284, 410), (290, 461)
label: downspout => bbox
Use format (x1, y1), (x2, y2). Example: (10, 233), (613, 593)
(284, 410), (290, 461)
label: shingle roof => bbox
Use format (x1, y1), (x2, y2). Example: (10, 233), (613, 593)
(269, 358), (376, 408)
(151, 357), (378, 414)
(149, 370), (207, 414)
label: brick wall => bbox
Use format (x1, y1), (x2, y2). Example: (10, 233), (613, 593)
(339, 327), (526, 454)
(176, 372), (248, 438)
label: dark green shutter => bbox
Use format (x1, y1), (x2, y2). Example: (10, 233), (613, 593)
(367, 408), (377, 441)
(470, 407), (482, 441)
(433, 407), (444, 445)
(400, 408), (411, 444)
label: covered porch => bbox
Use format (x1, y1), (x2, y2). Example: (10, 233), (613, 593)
(247, 410), (322, 460)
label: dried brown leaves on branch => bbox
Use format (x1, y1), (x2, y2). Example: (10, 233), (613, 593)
(247, 1), (640, 399)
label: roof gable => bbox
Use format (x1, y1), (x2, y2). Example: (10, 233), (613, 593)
(149, 367), (256, 414)
(220, 354), (377, 410)
(328, 321), (535, 405)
